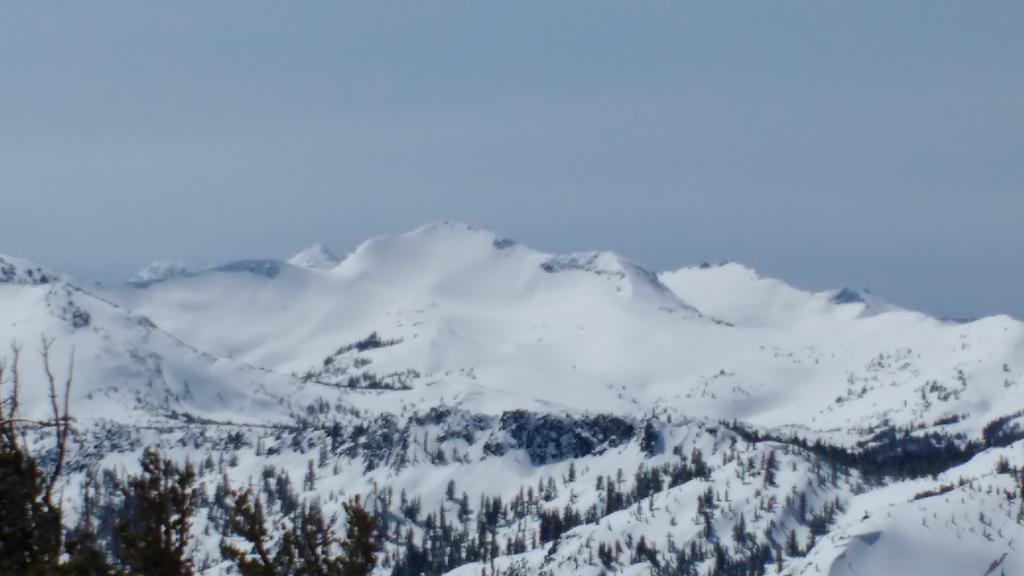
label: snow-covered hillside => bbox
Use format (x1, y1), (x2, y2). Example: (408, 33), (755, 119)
(101, 223), (1024, 441)
(3, 223), (1023, 576)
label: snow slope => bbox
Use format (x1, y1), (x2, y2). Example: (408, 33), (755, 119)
(659, 262), (898, 328)
(100, 223), (1024, 442)
(3, 223), (1024, 576)
(789, 443), (1024, 576)
(0, 255), (315, 427)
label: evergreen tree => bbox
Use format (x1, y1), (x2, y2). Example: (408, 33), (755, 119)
(115, 448), (198, 576)
(60, 527), (121, 576)
(785, 529), (801, 557)
(732, 513), (747, 546)
(304, 460), (317, 491)
(221, 486), (296, 576)
(293, 502), (345, 575)
(341, 497), (377, 576)
(222, 490), (376, 576)
(61, 473), (121, 576)
(0, 445), (63, 575)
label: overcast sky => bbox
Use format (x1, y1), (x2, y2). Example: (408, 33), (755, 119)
(1, 2), (1021, 319)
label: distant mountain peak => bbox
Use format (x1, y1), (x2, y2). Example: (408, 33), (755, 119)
(409, 219), (485, 235)
(831, 287), (866, 305)
(131, 260), (191, 284)
(400, 220), (516, 248)
(288, 242), (340, 271)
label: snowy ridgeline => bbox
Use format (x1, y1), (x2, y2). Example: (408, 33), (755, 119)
(2, 222), (1024, 575)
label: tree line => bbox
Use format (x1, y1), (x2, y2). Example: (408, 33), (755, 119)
(0, 340), (378, 576)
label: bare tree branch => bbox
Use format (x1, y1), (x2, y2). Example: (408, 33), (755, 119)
(0, 342), (24, 449)
(53, 347), (74, 501)
(38, 336), (73, 508)
(9, 341), (21, 422)
(0, 357), (8, 448)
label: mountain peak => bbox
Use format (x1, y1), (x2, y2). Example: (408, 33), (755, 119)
(0, 254), (62, 286)
(403, 220), (517, 249)
(408, 219), (485, 235)
(131, 260), (191, 284)
(288, 242), (340, 271)
(332, 221), (523, 280)
(831, 287), (866, 305)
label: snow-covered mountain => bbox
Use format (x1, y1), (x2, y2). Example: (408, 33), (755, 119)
(131, 259), (192, 284)
(288, 242), (341, 271)
(659, 262), (899, 328)
(3, 223), (1023, 575)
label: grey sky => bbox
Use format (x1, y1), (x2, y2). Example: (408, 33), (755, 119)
(1, 2), (1021, 319)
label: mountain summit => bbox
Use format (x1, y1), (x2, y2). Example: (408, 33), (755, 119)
(4, 223), (1024, 576)
(130, 259), (191, 283)
(288, 242), (341, 271)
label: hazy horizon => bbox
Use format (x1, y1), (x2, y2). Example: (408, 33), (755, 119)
(2, 2), (1022, 319)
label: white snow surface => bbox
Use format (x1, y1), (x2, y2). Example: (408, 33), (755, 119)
(98, 222), (1024, 439)
(288, 242), (341, 271)
(2, 222), (1023, 576)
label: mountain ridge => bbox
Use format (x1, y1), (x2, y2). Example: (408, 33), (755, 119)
(3, 223), (1024, 576)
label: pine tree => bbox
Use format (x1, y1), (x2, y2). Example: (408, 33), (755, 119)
(293, 502), (344, 574)
(341, 497), (377, 576)
(641, 420), (660, 456)
(732, 512), (748, 546)
(115, 449), (197, 576)
(61, 473), (120, 576)
(785, 529), (800, 557)
(805, 530), (816, 555)
(0, 445), (63, 575)
(318, 444), (328, 469)
(60, 527), (120, 576)
(763, 450), (778, 487)
(222, 491), (376, 576)
(220, 486), (295, 576)
(304, 459), (317, 491)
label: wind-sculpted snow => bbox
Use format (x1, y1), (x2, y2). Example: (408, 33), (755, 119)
(3, 221), (1024, 575)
